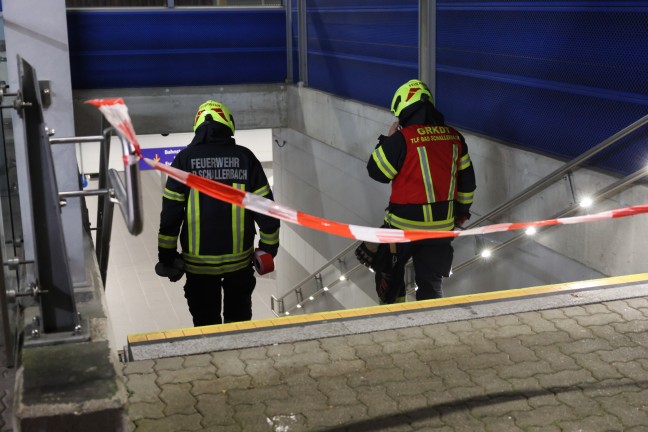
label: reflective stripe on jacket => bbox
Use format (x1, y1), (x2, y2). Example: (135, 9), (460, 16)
(158, 121), (279, 274)
(368, 122), (476, 232)
(391, 124), (462, 205)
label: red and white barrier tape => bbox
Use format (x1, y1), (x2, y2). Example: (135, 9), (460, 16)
(86, 98), (648, 244)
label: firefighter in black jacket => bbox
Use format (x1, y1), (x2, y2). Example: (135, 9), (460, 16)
(366, 80), (476, 303)
(156, 100), (280, 326)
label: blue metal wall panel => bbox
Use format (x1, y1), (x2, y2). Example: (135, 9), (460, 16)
(302, 1), (647, 174)
(436, 1), (648, 175)
(437, 71), (648, 158)
(67, 9), (287, 89)
(65, 4), (648, 174)
(291, 4), (299, 82)
(305, 0), (418, 109)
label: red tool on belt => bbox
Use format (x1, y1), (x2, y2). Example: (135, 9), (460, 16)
(253, 248), (275, 275)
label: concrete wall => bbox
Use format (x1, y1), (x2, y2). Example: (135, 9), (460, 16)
(3, 0), (86, 286)
(274, 85), (648, 309)
(272, 126), (382, 308)
(273, 86), (394, 308)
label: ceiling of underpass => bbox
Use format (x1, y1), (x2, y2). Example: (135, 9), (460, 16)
(72, 83), (288, 137)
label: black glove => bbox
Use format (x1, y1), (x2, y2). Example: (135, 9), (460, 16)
(257, 243), (278, 258)
(355, 241), (380, 268)
(159, 248), (180, 266)
(454, 213), (471, 228)
(356, 241), (395, 274)
(155, 256), (185, 282)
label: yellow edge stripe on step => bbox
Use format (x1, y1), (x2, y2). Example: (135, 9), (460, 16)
(127, 273), (648, 344)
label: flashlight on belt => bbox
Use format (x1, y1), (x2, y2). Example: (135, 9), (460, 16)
(253, 248), (275, 275)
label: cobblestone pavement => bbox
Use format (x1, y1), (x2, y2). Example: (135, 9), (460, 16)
(123, 297), (648, 431)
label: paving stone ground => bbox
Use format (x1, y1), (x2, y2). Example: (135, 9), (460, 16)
(122, 297), (648, 431)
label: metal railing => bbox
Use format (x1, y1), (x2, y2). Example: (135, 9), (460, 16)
(454, 162), (648, 273)
(271, 241), (361, 315)
(50, 129), (144, 286)
(0, 58), (144, 366)
(270, 112), (648, 316)
(465, 113), (648, 229)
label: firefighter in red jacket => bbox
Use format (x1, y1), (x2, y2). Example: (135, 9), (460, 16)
(156, 100), (280, 326)
(366, 80), (476, 303)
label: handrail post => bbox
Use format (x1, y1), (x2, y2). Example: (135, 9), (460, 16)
(95, 127), (113, 281)
(337, 257), (346, 277)
(295, 288), (304, 304)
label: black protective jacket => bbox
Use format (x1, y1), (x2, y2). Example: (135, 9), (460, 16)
(158, 121), (279, 275)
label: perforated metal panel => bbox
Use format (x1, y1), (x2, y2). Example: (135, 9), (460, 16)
(65, 3), (648, 174)
(301, 0), (648, 174)
(436, 1), (648, 175)
(304, 0), (418, 109)
(67, 9), (287, 89)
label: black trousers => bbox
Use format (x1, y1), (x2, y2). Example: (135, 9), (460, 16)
(392, 238), (453, 301)
(183, 266), (256, 326)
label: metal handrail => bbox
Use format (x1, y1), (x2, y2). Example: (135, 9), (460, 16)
(466, 112), (648, 228)
(51, 131), (143, 236)
(49, 135), (104, 145)
(276, 262), (367, 316)
(272, 113), (648, 314)
(270, 239), (361, 313)
(453, 164), (648, 273)
(108, 132), (144, 236)
(50, 127), (144, 285)
(274, 258), (419, 316)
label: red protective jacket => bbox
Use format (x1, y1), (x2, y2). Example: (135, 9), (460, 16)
(367, 105), (476, 232)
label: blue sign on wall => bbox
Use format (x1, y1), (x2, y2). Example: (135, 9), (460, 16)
(139, 146), (185, 170)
